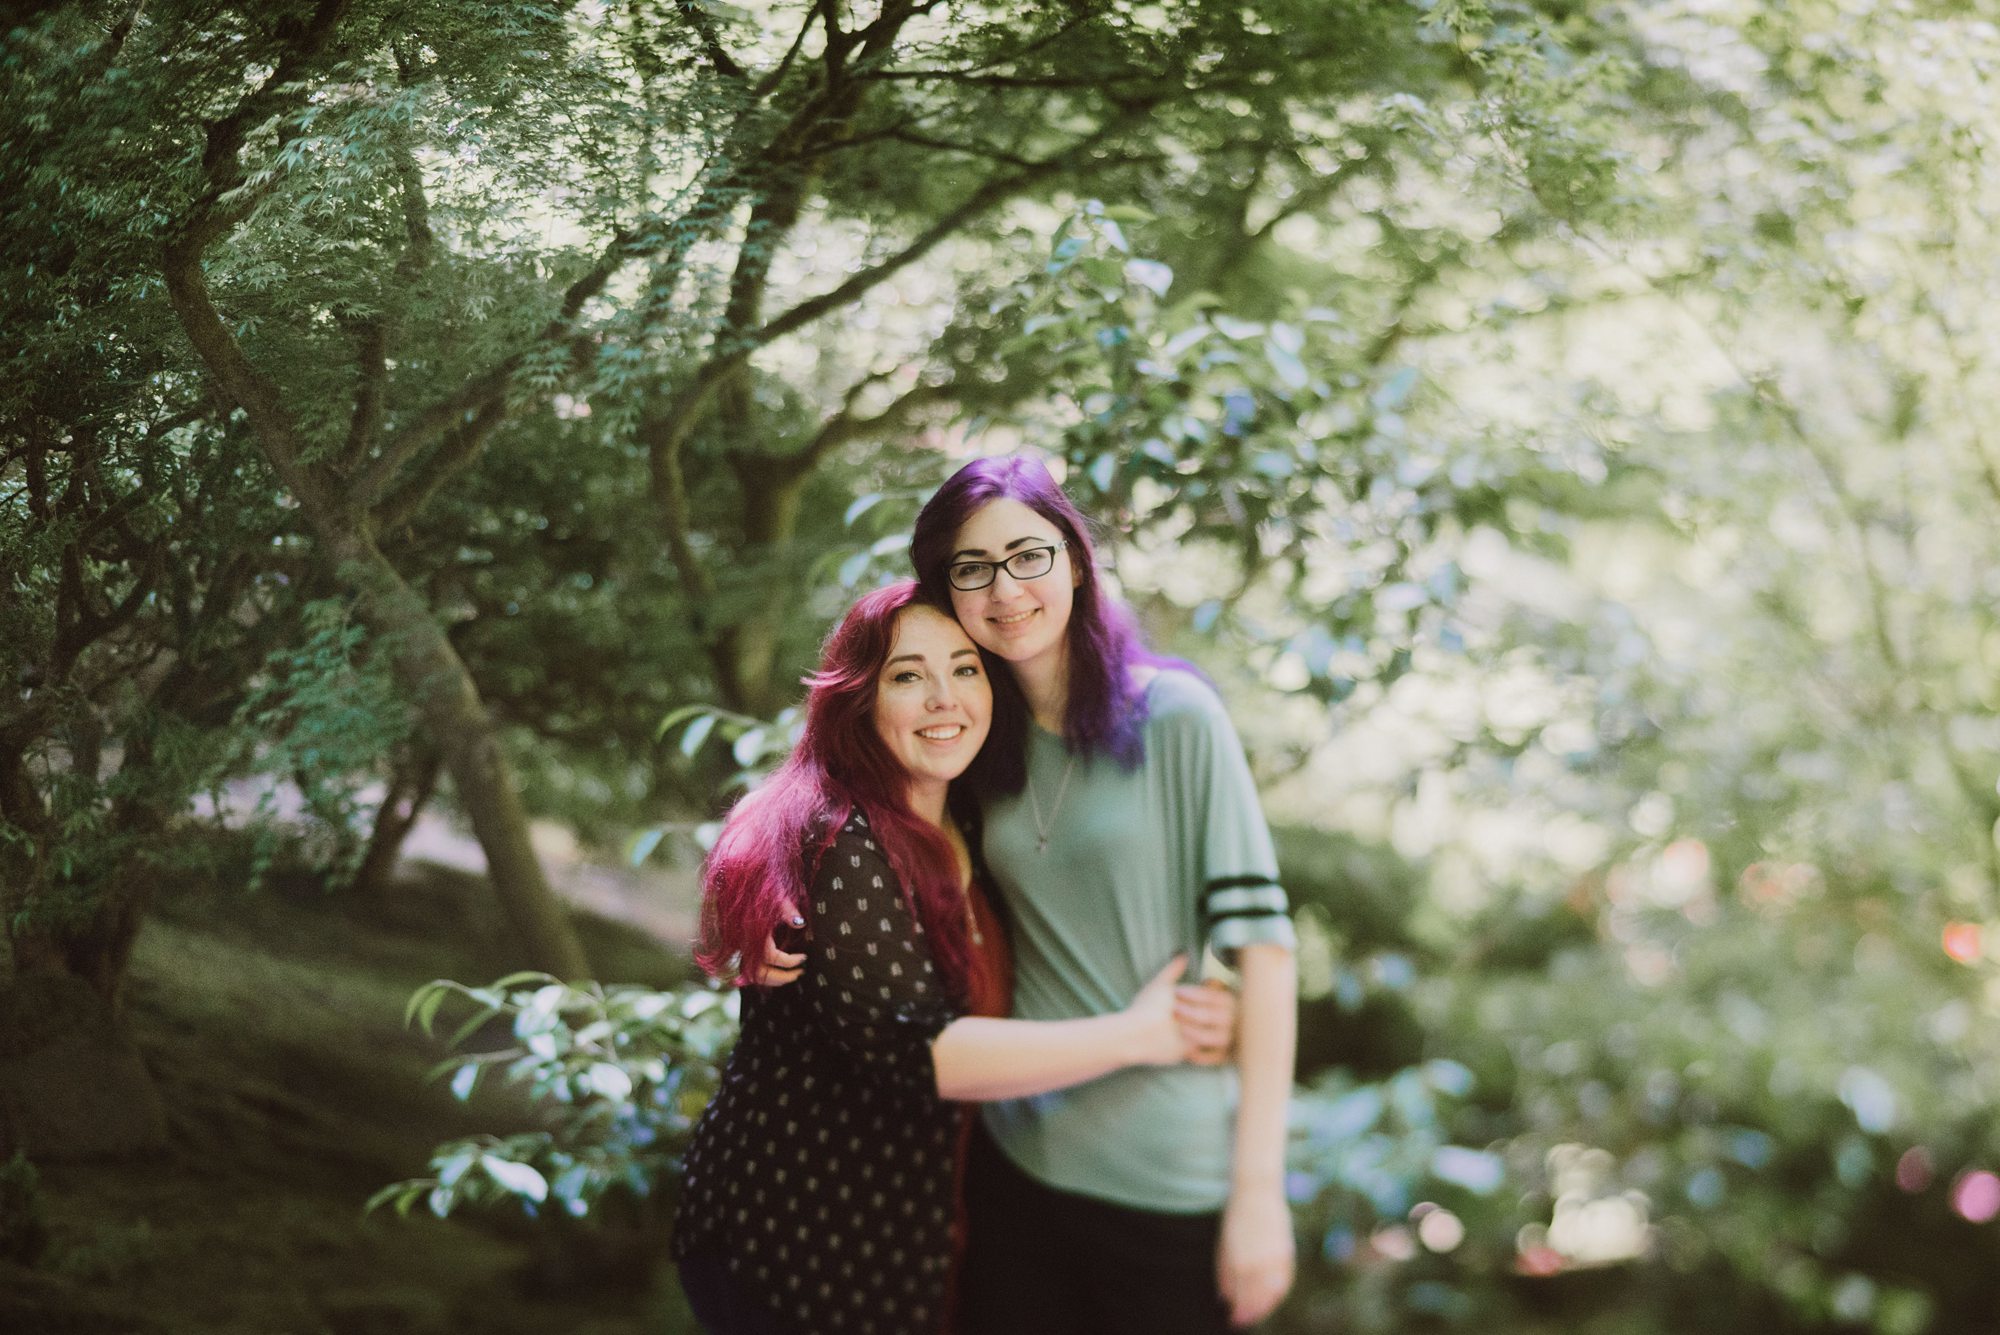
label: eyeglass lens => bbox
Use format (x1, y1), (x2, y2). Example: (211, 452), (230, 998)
(949, 544), (1059, 590)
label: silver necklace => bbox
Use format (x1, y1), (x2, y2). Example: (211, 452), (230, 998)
(1026, 754), (1077, 854)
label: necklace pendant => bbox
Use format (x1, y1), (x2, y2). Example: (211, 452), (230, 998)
(1036, 835), (1050, 854)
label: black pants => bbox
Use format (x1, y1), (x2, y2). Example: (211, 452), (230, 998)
(959, 1124), (1235, 1335)
(678, 1248), (790, 1335)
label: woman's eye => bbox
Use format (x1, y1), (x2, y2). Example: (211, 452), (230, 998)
(891, 670), (921, 684)
(954, 664), (982, 677)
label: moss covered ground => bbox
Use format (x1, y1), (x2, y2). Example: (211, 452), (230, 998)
(2, 862), (703, 1335)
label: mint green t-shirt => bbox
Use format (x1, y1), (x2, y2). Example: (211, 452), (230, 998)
(979, 668), (1295, 1213)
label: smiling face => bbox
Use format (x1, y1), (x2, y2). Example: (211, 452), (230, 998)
(871, 604), (993, 805)
(946, 497), (1079, 669)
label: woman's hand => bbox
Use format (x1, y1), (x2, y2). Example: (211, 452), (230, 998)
(1216, 1184), (1295, 1328)
(739, 904), (807, 987)
(1121, 954), (1193, 1065)
(1176, 977), (1237, 1066)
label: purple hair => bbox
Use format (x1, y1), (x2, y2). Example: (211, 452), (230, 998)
(909, 454), (1165, 794)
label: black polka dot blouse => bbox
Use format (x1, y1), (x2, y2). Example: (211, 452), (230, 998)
(674, 809), (965, 1334)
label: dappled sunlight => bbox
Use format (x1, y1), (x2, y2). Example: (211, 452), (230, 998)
(14, 0), (2000, 1331)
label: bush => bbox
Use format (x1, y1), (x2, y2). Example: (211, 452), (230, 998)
(370, 973), (737, 1225)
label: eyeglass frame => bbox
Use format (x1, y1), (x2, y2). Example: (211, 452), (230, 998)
(945, 540), (1070, 592)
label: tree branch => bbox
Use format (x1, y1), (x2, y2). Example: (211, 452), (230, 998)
(641, 390), (719, 610)
(750, 139), (1090, 348)
(103, 0), (147, 66)
(639, 114), (1140, 536)
(177, 0), (353, 255)
(161, 0), (356, 525)
(357, 227), (633, 511)
(750, 2), (819, 99)
(878, 129), (1037, 168)
(676, 0), (747, 80)
(787, 375), (960, 477)
(371, 396), (510, 535)
(342, 317), (390, 472)
(161, 242), (345, 523)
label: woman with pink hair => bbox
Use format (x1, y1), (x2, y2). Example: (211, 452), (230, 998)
(672, 580), (1230, 1335)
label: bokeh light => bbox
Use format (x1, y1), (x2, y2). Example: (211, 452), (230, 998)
(1942, 922), (1982, 965)
(1950, 1171), (2000, 1224)
(1412, 1202), (1466, 1253)
(1896, 1147), (1935, 1194)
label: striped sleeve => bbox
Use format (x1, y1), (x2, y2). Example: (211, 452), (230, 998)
(1190, 693), (1296, 962)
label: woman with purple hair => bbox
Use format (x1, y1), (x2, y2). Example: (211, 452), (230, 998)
(900, 453), (1301, 1333)
(673, 580), (1234, 1335)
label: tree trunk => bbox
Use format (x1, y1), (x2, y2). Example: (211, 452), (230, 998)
(355, 741), (441, 898)
(334, 538), (588, 978)
(162, 229), (590, 982)
(0, 739), (52, 989)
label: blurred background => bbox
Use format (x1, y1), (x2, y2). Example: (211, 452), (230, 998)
(6, 0), (2000, 1331)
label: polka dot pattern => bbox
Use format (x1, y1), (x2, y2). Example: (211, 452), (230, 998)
(675, 811), (963, 1334)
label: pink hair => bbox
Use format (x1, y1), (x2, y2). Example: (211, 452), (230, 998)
(695, 580), (973, 993)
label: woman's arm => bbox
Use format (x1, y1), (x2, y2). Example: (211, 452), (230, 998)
(801, 822), (1227, 1099)
(1216, 941), (1297, 1328)
(931, 954), (1221, 1101)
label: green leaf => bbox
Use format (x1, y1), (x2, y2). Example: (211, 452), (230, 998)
(363, 1181), (417, 1215)
(584, 1063), (634, 1100)
(1088, 453), (1118, 493)
(1124, 259), (1173, 297)
(627, 826), (668, 868)
(1431, 1146), (1505, 1194)
(1374, 366), (1419, 410)
(413, 985), (448, 1037)
(1100, 204), (1156, 224)
(551, 1165), (593, 1215)
(679, 712), (717, 758)
(403, 982), (444, 1029)
(489, 971), (560, 992)
(843, 493), (883, 527)
(654, 703), (710, 741)
(446, 1008), (501, 1049)
(451, 1064), (480, 1101)
(481, 1156), (549, 1202)
(1265, 340), (1309, 391)
(436, 1149), (477, 1188)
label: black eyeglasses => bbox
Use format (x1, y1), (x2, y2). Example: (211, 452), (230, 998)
(946, 541), (1068, 592)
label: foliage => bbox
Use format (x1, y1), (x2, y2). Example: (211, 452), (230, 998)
(227, 597), (413, 890)
(20, 0), (2000, 1330)
(369, 972), (736, 1223)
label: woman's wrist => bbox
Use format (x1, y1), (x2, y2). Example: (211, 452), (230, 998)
(1108, 1005), (1154, 1066)
(1229, 1169), (1287, 1201)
